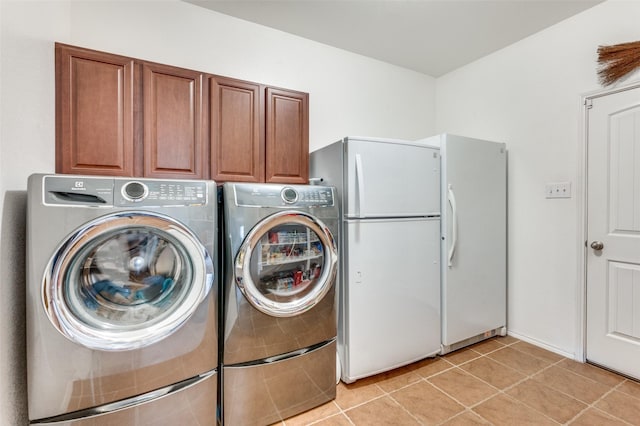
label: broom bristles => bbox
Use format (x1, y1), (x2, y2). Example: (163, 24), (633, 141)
(597, 41), (640, 86)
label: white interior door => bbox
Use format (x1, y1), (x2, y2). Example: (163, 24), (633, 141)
(586, 84), (640, 380)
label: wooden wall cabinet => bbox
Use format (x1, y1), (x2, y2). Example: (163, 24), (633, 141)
(265, 87), (309, 184)
(210, 77), (309, 183)
(56, 43), (309, 183)
(56, 43), (207, 179)
(210, 76), (263, 183)
(56, 45), (136, 176)
(143, 63), (207, 179)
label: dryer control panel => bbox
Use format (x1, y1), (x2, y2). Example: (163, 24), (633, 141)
(235, 184), (335, 208)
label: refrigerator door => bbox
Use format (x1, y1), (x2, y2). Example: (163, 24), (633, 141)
(344, 138), (440, 218)
(441, 135), (507, 346)
(341, 217), (440, 382)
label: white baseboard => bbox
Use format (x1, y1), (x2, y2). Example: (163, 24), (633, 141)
(506, 330), (576, 361)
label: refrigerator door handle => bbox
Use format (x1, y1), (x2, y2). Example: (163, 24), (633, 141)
(355, 153), (365, 217)
(448, 184), (458, 267)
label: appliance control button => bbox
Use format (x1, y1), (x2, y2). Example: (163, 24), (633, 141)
(122, 181), (148, 202)
(281, 187), (298, 203)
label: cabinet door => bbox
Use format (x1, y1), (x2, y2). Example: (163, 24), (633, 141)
(56, 43), (135, 176)
(265, 87), (309, 184)
(210, 76), (263, 182)
(143, 63), (207, 179)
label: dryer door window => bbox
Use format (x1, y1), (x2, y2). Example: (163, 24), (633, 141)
(44, 211), (214, 351)
(234, 211), (338, 317)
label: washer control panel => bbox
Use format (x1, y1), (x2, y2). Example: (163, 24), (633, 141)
(235, 184), (334, 208)
(115, 180), (206, 206)
(43, 175), (208, 207)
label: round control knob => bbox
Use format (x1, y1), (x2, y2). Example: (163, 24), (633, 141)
(281, 187), (298, 204)
(122, 181), (148, 202)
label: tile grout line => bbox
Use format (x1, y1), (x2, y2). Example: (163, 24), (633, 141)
(323, 384), (394, 425)
(488, 356), (638, 425)
(322, 354), (475, 425)
(435, 408), (495, 426)
(293, 338), (639, 425)
(527, 360), (627, 425)
(294, 400), (351, 426)
(564, 379), (635, 426)
(386, 388), (430, 425)
(314, 339), (537, 425)
(429, 342), (516, 425)
(425, 372), (500, 426)
(341, 340), (513, 425)
(428, 346), (569, 425)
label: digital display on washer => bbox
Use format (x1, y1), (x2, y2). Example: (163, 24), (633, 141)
(235, 184), (334, 208)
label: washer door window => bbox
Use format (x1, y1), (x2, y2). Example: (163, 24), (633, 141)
(44, 211), (214, 351)
(234, 211), (337, 317)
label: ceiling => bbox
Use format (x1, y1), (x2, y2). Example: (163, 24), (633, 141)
(185, 0), (602, 77)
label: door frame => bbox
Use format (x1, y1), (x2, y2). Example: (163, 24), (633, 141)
(578, 79), (640, 363)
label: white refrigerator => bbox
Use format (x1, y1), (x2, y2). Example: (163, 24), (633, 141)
(310, 136), (441, 383)
(419, 133), (507, 353)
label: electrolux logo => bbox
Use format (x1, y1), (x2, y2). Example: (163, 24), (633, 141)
(71, 180), (87, 191)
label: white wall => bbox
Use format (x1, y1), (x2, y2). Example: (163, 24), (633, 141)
(436, 0), (640, 357)
(68, 0), (435, 153)
(1, 2), (71, 424)
(0, 1), (434, 423)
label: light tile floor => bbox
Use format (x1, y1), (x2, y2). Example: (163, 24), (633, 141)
(275, 336), (640, 425)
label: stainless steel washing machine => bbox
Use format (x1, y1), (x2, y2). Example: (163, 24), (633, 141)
(221, 183), (339, 425)
(26, 174), (218, 425)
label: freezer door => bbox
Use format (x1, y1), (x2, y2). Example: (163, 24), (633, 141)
(341, 218), (440, 382)
(441, 135), (507, 346)
(344, 138), (440, 218)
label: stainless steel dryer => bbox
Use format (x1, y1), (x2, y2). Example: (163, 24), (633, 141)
(26, 174), (218, 425)
(221, 183), (339, 425)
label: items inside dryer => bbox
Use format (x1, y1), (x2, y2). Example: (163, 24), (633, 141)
(233, 209), (337, 318)
(255, 224), (324, 298)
